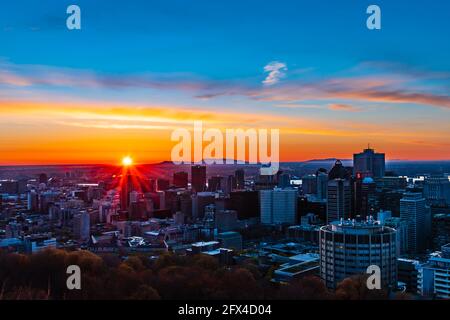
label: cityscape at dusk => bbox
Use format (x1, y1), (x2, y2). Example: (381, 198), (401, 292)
(0, 0), (450, 310)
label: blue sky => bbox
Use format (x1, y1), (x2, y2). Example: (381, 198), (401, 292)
(1, 0), (449, 75)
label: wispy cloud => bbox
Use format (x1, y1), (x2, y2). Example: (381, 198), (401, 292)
(1, 60), (450, 110)
(328, 103), (360, 112)
(263, 61), (287, 86)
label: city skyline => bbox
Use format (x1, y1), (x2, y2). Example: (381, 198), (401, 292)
(1, 0), (450, 165)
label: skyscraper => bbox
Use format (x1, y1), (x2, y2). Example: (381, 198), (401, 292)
(120, 173), (133, 211)
(173, 171), (189, 188)
(316, 169), (328, 201)
(354, 176), (378, 219)
(353, 146), (385, 178)
(73, 211), (90, 241)
(400, 192), (428, 253)
(423, 174), (450, 206)
(277, 173), (291, 189)
(320, 219), (397, 289)
(302, 174), (317, 195)
(191, 165), (206, 193)
(208, 176), (223, 192)
(327, 179), (352, 223)
(235, 169), (245, 190)
(260, 188), (297, 224)
(27, 190), (39, 212)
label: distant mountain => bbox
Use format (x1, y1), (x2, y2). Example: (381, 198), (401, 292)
(305, 158), (352, 163)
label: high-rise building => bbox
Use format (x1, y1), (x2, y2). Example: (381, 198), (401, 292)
(424, 174), (450, 206)
(432, 214), (450, 250)
(27, 190), (39, 212)
(73, 211), (90, 241)
(353, 147), (385, 178)
(173, 171), (188, 188)
(328, 160), (352, 180)
(120, 173), (133, 211)
(354, 176), (378, 218)
(229, 190), (259, 220)
(191, 165), (206, 193)
(327, 179), (352, 223)
(208, 176), (223, 192)
(260, 188), (297, 224)
(302, 174), (317, 195)
(418, 244), (450, 299)
(235, 169), (245, 190)
(224, 175), (236, 195)
(157, 179), (170, 191)
(319, 219), (397, 289)
(277, 173), (291, 189)
(316, 169), (328, 200)
(397, 258), (421, 293)
(400, 192), (428, 253)
(383, 217), (409, 255)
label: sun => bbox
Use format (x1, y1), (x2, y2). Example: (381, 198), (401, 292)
(122, 156), (133, 166)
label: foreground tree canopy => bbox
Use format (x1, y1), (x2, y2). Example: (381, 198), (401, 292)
(0, 249), (397, 300)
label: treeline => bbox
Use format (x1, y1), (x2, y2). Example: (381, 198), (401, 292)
(0, 249), (409, 300)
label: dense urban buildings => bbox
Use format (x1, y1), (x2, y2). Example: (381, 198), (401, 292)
(1, 147), (450, 300)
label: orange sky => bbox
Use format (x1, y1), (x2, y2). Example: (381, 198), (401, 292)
(1, 100), (449, 165)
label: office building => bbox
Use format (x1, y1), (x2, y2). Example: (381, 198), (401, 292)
(418, 244), (450, 299)
(302, 174), (317, 195)
(73, 211), (90, 241)
(354, 176), (378, 218)
(235, 169), (245, 190)
(424, 174), (450, 206)
(400, 193), (428, 253)
(278, 173), (291, 189)
(353, 147), (385, 178)
(191, 165), (207, 193)
(27, 190), (39, 212)
(260, 188), (297, 224)
(327, 179), (352, 223)
(228, 190), (259, 220)
(397, 258), (421, 293)
(320, 219), (397, 289)
(173, 171), (188, 188)
(432, 214), (450, 250)
(316, 169), (328, 200)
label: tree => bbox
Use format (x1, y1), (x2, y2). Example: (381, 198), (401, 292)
(335, 275), (388, 300)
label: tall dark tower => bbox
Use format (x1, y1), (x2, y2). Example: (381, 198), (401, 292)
(235, 169), (245, 189)
(191, 165), (206, 193)
(327, 160), (352, 223)
(173, 171), (188, 188)
(120, 171), (133, 212)
(353, 146), (385, 178)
